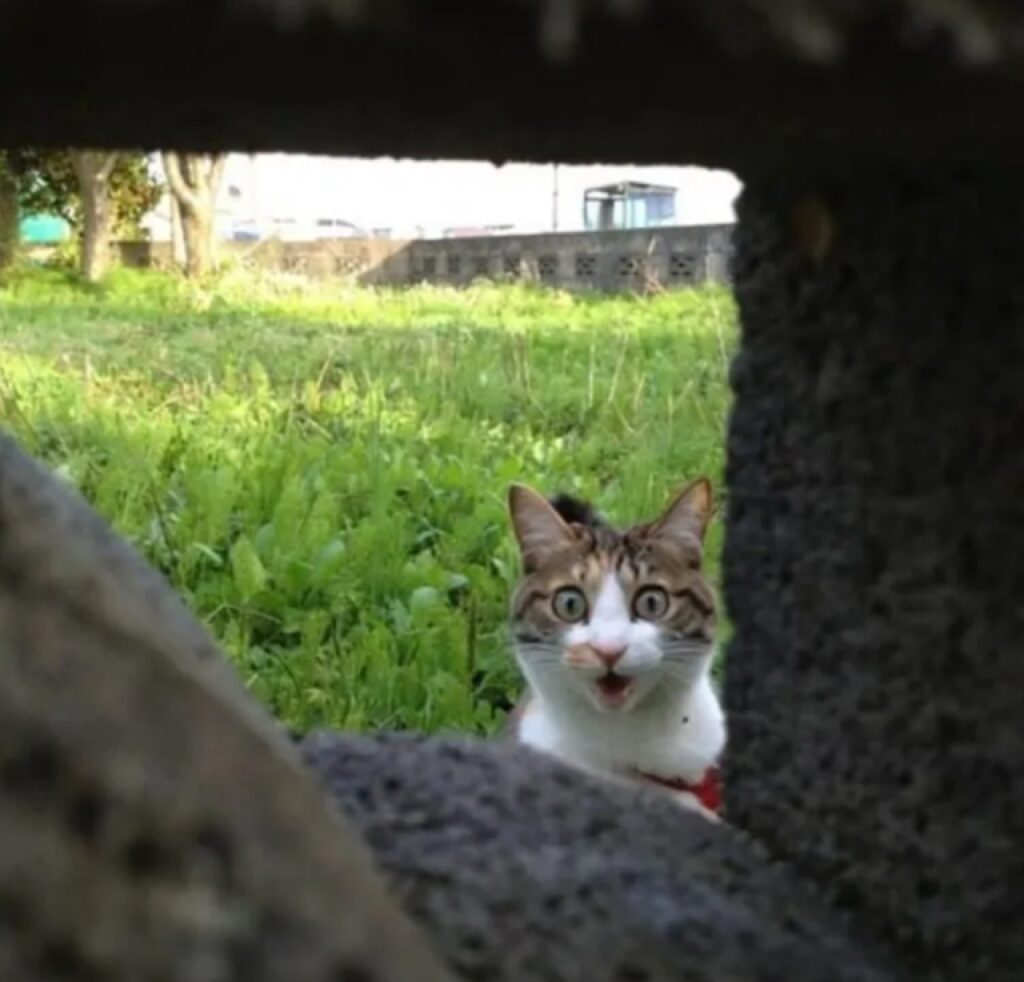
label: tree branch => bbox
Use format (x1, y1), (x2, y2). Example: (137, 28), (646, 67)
(96, 151), (117, 183)
(70, 150), (118, 187)
(209, 153), (228, 197)
(162, 151), (202, 213)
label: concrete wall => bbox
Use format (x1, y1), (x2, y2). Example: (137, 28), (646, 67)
(117, 237), (415, 286)
(408, 224), (733, 290)
(117, 224), (734, 292)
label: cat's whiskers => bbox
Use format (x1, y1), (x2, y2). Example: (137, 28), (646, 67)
(514, 643), (564, 671)
(515, 642), (560, 655)
(661, 641), (714, 661)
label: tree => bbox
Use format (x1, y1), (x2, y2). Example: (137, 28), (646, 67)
(0, 150), (46, 270)
(17, 151), (160, 239)
(0, 156), (19, 270)
(162, 152), (226, 278)
(10, 150), (161, 280)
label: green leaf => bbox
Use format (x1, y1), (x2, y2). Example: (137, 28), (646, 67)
(230, 535), (267, 599)
(410, 585), (442, 613)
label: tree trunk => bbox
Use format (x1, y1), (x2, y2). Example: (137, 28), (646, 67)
(181, 206), (213, 278)
(80, 184), (113, 283)
(71, 150), (117, 283)
(170, 193), (186, 268)
(0, 162), (19, 271)
(162, 151), (226, 278)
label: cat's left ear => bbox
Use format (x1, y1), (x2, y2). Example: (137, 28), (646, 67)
(650, 477), (713, 548)
(508, 483), (576, 572)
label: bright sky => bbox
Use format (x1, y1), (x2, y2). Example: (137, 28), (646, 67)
(221, 154), (742, 235)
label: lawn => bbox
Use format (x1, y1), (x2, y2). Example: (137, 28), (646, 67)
(0, 265), (737, 735)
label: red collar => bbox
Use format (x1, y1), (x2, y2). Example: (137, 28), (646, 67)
(634, 765), (722, 814)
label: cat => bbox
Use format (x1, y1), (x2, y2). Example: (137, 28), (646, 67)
(505, 479), (726, 818)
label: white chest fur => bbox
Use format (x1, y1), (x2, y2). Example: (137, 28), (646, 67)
(517, 673), (725, 793)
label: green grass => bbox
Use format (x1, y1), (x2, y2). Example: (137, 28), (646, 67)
(0, 265), (737, 735)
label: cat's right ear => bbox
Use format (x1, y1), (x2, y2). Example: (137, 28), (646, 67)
(508, 484), (576, 572)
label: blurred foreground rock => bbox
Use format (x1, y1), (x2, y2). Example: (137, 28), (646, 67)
(0, 435), (450, 981)
(302, 731), (899, 982)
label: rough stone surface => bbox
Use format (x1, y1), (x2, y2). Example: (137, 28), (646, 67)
(2, 2), (1024, 170)
(0, 435), (451, 981)
(302, 731), (899, 982)
(724, 173), (1024, 980)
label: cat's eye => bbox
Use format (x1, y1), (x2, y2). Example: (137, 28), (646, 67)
(633, 586), (669, 620)
(552, 587), (588, 623)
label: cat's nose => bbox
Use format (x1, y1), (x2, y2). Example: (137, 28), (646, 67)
(591, 642), (626, 668)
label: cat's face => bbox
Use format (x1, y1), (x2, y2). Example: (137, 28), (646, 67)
(508, 480), (716, 715)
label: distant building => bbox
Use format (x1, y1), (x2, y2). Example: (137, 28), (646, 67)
(583, 181), (676, 231)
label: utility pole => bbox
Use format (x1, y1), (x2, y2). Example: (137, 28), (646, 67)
(551, 163), (560, 231)
(250, 153), (261, 231)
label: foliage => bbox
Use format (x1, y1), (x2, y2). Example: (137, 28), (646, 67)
(0, 269), (737, 735)
(12, 151), (161, 238)
(0, 155), (19, 268)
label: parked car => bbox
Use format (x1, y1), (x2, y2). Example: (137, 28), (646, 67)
(312, 218), (366, 239)
(231, 219), (262, 242)
(230, 216), (368, 241)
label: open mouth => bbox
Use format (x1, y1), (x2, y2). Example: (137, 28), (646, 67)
(594, 672), (633, 708)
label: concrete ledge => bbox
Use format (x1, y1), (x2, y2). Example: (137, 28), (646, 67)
(1, 2), (1024, 169)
